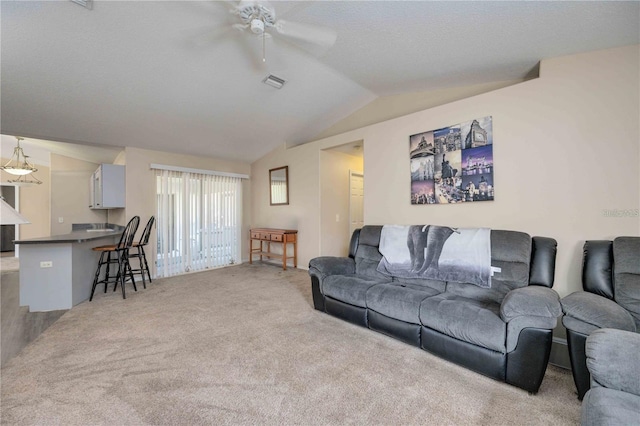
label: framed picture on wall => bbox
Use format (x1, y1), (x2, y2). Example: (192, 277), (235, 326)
(410, 116), (494, 205)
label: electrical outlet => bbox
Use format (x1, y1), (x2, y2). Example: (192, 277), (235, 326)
(40, 261), (53, 268)
(335, 214), (340, 222)
(58, 217), (64, 223)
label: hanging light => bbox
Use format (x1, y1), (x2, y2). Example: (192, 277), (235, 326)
(1, 137), (38, 176)
(6, 173), (42, 186)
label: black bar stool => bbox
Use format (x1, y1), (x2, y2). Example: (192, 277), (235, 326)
(128, 216), (155, 288)
(90, 216), (140, 301)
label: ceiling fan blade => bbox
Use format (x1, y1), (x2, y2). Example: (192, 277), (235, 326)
(274, 19), (337, 48)
(188, 26), (234, 48)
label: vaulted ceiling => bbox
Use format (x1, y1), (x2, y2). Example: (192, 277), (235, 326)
(2, 1), (638, 163)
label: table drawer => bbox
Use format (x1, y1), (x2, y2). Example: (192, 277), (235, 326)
(259, 233), (271, 240)
(251, 232), (261, 239)
(270, 233), (283, 242)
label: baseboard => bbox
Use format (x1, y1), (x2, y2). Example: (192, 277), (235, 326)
(549, 337), (570, 370)
(242, 258), (307, 270)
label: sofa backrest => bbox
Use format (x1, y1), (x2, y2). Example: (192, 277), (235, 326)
(582, 240), (615, 299)
(529, 236), (557, 288)
(348, 229), (360, 259)
(354, 226), (388, 281)
(581, 237), (640, 329)
(446, 230), (533, 304)
(353, 226), (553, 304)
(613, 237), (640, 329)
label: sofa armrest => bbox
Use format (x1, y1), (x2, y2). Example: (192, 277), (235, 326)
(308, 257), (355, 279)
(501, 286), (562, 322)
(586, 328), (640, 396)
(561, 291), (636, 333)
(502, 286), (561, 352)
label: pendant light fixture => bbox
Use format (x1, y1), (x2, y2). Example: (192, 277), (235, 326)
(5, 173), (43, 186)
(1, 137), (38, 176)
(1, 137), (42, 185)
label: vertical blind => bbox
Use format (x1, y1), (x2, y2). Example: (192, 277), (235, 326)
(155, 169), (243, 278)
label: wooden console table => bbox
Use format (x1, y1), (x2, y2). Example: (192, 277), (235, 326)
(249, 228), (298, 270)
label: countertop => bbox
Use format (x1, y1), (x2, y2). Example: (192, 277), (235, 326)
(15, 223), (125, 245)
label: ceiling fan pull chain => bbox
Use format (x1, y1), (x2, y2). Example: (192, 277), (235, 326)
(262, 28), (266, 62)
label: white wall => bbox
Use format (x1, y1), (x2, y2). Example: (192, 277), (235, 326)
(251, 45), (640, 298)
(50, 154), (106, 235)
(314, 79), (527, 140)
(251, 144), (321, 268)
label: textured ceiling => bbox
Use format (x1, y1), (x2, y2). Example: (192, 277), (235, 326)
(1, 1), (638, 163)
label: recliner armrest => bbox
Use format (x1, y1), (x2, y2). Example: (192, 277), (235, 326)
(501, 286), (562, 322)
(502, 286), (561, 353)
(561, 291), (636, 333)
(308, 257), (355, 279)
(586, 328), (640, 396)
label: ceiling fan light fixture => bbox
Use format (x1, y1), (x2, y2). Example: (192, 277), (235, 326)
(250, 19), (265, 34)
(263, 74), (286, 89)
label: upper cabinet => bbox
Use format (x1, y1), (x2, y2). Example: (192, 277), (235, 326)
(90, 164), (125, 209)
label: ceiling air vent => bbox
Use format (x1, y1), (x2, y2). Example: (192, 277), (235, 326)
(262, 74), (286, 89)
(71, 0), (93, 10)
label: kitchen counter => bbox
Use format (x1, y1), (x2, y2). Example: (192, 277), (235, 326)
(15, 223), (125, 312)
(15, 223), (124, 244)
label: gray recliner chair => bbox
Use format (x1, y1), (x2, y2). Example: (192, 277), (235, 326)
(561, 237), (640, 399)
(581, 328), (640, 426)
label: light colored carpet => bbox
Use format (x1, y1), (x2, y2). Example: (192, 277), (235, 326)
(0, 264), (581, 425)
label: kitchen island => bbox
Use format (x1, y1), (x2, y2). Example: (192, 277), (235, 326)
(15, 224), (124, 312)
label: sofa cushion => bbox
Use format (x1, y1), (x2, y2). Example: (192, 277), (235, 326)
(613, 237), (640, 330)
(393, 277), (446, 293)
(445, 230), (531, 305)
(366, 283), (440, 324)
(322, 275), (388, 308)
(419, 293), (506, 353)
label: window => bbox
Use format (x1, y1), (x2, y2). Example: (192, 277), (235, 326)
(155, 169), (243, 277)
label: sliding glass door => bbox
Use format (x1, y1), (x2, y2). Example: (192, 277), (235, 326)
(155, 169), (242, 278)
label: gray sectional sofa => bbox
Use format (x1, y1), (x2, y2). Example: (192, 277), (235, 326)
(309, 225), (562, 393)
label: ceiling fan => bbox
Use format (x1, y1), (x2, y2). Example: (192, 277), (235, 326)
(220, 0), (338, 63)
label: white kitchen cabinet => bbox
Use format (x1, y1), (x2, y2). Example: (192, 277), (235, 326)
(90, 164), (125, 209)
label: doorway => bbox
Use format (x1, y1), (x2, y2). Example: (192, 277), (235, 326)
(349, 171), (364, 236)
(319, 142), (364, 256)
(155, 169), (243, 278)
(1, 185), (17, 253)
